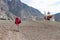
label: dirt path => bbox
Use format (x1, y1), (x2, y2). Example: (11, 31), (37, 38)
(0, 20), (60, 40)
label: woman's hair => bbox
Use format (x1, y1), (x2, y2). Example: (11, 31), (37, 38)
(48, 12), (50, 14)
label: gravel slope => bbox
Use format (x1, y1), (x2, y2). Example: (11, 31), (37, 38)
(0, 20), (60, 40)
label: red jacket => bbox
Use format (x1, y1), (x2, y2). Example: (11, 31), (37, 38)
(15, 17), (21, 24)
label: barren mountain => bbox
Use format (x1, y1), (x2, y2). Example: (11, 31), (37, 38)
(2, 0), (43, 20)
(54, 13), (60, 21)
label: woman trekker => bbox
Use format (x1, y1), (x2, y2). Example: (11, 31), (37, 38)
(15, 17), (21, 32)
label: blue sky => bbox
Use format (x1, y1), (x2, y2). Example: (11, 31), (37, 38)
(21, 0), (60, 14)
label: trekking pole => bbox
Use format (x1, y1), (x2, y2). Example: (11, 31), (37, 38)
(44, 11), (47, 20)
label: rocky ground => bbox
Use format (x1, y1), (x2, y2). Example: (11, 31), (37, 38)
(0, 20), (60, 40)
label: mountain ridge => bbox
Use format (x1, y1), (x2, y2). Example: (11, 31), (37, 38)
(1, 0), (43, 20)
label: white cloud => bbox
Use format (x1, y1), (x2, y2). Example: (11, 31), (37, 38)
(21, 0), (60, 14)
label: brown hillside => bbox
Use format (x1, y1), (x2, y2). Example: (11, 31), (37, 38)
(0, 20), (60, 40)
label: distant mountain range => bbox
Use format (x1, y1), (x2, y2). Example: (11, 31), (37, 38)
(0, 0), (60, 21)
(54, 13), (60, 22)
(0, 0), (43, 20)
